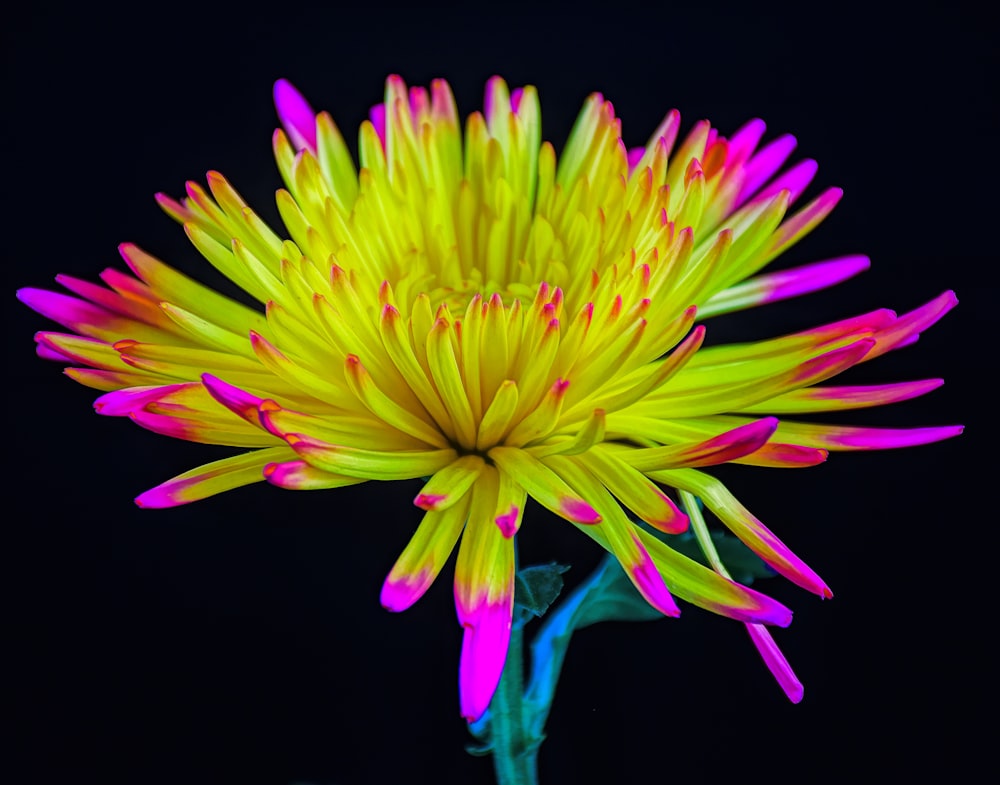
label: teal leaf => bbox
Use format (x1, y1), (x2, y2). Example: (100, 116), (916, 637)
(514, 562), (571, 625)
(521, 554), (662, 742)
(464, 741), (494, 757)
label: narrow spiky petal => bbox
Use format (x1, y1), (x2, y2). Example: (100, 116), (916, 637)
(135, 446), (295, 508)
(659, 468), (832, 598)
(383, 492), (472, 612)
(746, 624), (805, 703)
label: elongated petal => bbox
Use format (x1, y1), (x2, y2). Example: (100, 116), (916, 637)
(285, 433), (457, 480)
(654, 468), (832, 598)
(263, 459), (366, 490)
(635, 529), (793, 625)
(454, 468), (515, 721)
(546, 455), (680, 617)
(488, 446), (601, 523)
(414, 454), (486, 510)
(383, 491), (471, 611)
(624, 417), (778, 471)
(700, 255), (870, 318)
(746, 623), (804, 703)
(135, 446), (294, 508)
(580, 446), (688, 533)
(738, 378), (944, 414)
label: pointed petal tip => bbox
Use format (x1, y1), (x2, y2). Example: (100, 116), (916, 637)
(380, 571), (430, 613)
(745, 623), (805, 703)
(559, 496), (601, 524)
(628, 544), (681, 617)
(134, 487), (177, 509)
(414, 492), (448, 510)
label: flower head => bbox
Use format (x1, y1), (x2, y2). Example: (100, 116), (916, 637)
(18, 75), (960, 720)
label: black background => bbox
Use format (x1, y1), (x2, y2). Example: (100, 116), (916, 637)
(6, 3), (994, 784)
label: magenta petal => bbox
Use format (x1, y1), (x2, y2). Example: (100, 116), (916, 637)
(751, 158), (819, 206)
(827, 424), (964, 449)
(628, 539), (681, 617)
(483, 75), (505, 124)
(369, 102), (387, 149)
(134, 485), (183, 509)
(17, 287), (120, 337)
(264, 459), (364, 491)
(458, 598), (513, 721)
(202, 373), (265, 424)
(756, 255), (870, 305)
(129, 408), (196, 440)
(381, 568), (435, 612)
(738, 443), (829, 468)
(510, 87), (524, 114)
(688, 417), (779, 466)
(736, 133), (797, 206)
(869, 290), (959, 359)
(746, 623), (804, 703)
(94, 384), (190, 416)
(36, 342), (68, 361)
(273, 79), (317, 152)
(627, 146), (646, 172)
(726, 118), (767, 165)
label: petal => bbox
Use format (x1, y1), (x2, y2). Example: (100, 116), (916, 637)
(135, 446), (294, 508)
(734, 133), (797, 206)
(494, 468), (527, 538)
(738, 378), (944, 414)
(488, 446), (601, 524)
(454, 468), (515, 721)
(700, 255), (870, 318)
(579, 447), (688, 534)
(17, 287), (175, 344)
(745, 623), (804, 703)
(414, 455), (486, 511)
(344, 354), (450, 448)
(382, 491), (471, 612)
(635, 528), (793, 626)
(284, 432), (457, 480)
(94, 383), (194, 416)
(866, 291), (959, 360)
(263, 459), (365, 491)
(655, 468), (832, 598)
(545, 455), (680, 617)
(273, 79), (317, 152)
(778, 422), (965, 450)
(623, 417), (779, 471)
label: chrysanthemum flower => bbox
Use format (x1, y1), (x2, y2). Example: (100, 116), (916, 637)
(18, 75), (960, 720)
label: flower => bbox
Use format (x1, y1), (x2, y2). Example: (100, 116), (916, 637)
(18, 75), (960, 720)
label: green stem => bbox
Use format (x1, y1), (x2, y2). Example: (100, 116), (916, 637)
(490, 620), (540, 785)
